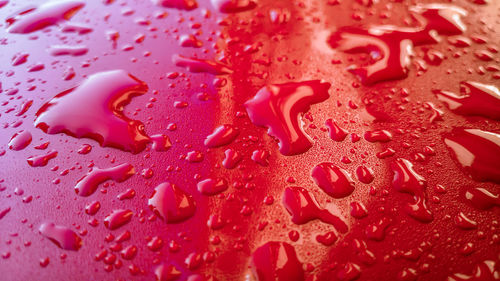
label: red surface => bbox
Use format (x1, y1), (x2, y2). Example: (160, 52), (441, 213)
(0, 0), (499, 280)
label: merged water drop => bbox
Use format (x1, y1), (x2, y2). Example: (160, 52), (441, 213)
(35, 70), (150, 154)
(435, 81), (500, 120)
(444, 128), (500, 183)
(391, 158), (433, 223)
(6, 0), (85, 34)
(250, 242), (304, 281)
(245, 80), (331, 156)
(74, 163), (135, 197)
(282, 186), (348, 233)
(329, 4), (467, 84)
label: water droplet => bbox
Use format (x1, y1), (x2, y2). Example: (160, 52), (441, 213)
(288, 230), (299, 242)
(0, 207), (11, 220)
(350, 201), (368, 218)
(173, 54), (232, 75)
(84, 201), (100, 215)
(391, 158), (433, 222)
(186, 150), (204, 163)
(397, 268), (417, 281)
(444, 128), (500, 183)
(245, 81), (331, 156)
(117, 188), (136, 200)
(39, 257), (50, 267)
(27, 63), (45, 72)
(204, 124), (239, 148)
(353, 239), (376, 265)
(448, 260), (498, 281)
(147, 236), (164, 252)
(251, 149), (270, 166)
(121, 245), (137, 260)
(316, 231), (337, 246)
(60, 22), (92, 34)
(8, 130), (32, 151)
(27, 150), (58, 167)
(148, 182), (196, 223)
(364, 130), (392, 143)
(6, 0), (85, 34)
(35, 70), (150, 153)
(211, 0), (256, 13)
(311, 163), (355, 199)
(454, 212), (478, 230)
(152, 0), (198, 11)
(250, 242), (304, 281)
(337, 262), (361, 281)
(179, 34), (202, 48)
(153, 263), (183, 281)
(185, 252), (202, 270)
(329, 4), (467, 84)
(355, 165), (374, 184)
(75, 163), (134, 197)
(151, 134), (172, 152)
(197, 178), (228, 196)
(12, 52), (29, 66)
(48, 45), (88, 56)
(104, 209), (133, 230)
(39, 222), (82, 251)
(77, 144), (92, 154)
(222, 148), (242, 169)
(435, 81), (500, 120)
(464, 187), (499, 210)
(282, 186), (348, 233)
(325, 119), (348, 142)
(365, 217), (391, 241)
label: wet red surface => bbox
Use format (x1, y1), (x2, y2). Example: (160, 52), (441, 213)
(0, 0), (499, 280)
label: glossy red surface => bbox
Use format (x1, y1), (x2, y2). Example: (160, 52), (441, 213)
(0, 0), (499, 280)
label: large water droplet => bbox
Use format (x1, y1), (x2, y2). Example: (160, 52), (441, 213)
(391, 158), (433, 222)
(154, 263), (182, 281)
(464, 187), (499, 210)
(325, 119), (348, 142)
(245, 80), (330, 156)
(148, 182), (196, 223)
(35, 70), (150, 153)
(311, 162), (355, 199)
(329, 4), (467, 84)
(282, 186), (348, 233)
(444, 128), (500, 183)
(250, 242), (304, 281)
(435, 81), (500, 120)
(448, 260), (498, 281)
(6, 0), (85, 34)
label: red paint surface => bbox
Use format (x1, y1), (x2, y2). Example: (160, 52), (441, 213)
(0, 0), (499, 280)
